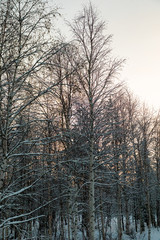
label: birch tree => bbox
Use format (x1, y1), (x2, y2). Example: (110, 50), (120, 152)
(154, 118), (160, 227)
(0, 0), (65, 236)
(69, 4), (123, 239)
(135, 107), (158, 240)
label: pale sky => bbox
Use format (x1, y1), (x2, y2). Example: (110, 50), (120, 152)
(54, 0), (160, 111)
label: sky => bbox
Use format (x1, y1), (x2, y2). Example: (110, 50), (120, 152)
(54, 0), (160, 112)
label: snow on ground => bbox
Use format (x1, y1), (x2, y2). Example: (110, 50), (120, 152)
(106, 218), (160, 240)
(94, 217), (160, 240)
(23, 217), (160, 239)
(123, 227), (160, 240)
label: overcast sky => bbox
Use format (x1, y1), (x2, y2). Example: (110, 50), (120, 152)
(54, 0), (160, 111)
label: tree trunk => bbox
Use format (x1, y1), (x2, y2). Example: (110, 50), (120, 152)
(117, 183), (122, 240)
(88, 135), (95, 240)
(48, 181), (53, 239)
(146, 183), (151, 240)
(100, 189), (105, 240)
(125, 198), (130, 234)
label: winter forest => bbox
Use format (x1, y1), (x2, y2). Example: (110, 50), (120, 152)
(0, 0), (160, 239)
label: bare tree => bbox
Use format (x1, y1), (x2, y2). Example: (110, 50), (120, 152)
(135, 106), (158, 240)
(69, 4), (123, 239)
(0, 0), (67, 237)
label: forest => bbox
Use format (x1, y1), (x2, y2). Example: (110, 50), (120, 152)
(0, 0), (160, 239)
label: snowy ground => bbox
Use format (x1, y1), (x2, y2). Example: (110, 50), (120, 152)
(123, 228), (160, 240)
(93, 217), (160, 240)
(106, 226), (160, 240)
(15, 217), (160, 239)
(105, 217), (160, 240)
(77, 225), (160, 240)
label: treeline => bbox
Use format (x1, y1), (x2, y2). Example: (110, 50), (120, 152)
(0, 0), (160, 239)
